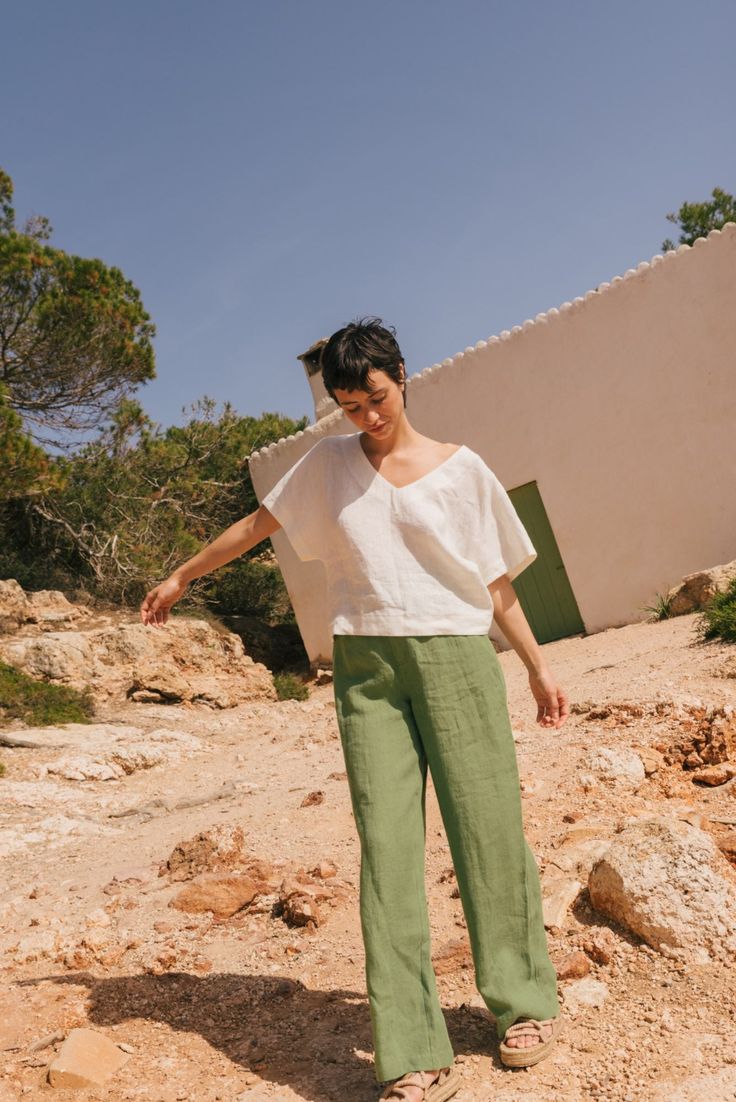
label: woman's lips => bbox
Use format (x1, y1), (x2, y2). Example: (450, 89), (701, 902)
(368, 423), (386, 432)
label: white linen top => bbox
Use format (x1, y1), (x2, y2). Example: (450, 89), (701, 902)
(260, 432), (536, 636)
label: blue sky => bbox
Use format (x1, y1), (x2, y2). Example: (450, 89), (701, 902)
(3, 0), (734, 432)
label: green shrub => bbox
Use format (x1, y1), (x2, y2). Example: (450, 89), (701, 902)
(0, 402), (310, 609)
(0, 661), (95, 727)
(203, 556), (296, 624)
(642, 590), (674, 621)
(696, 576), (736, 644)
(272, 671), (309, 701)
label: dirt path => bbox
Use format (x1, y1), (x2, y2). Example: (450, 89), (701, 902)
(2, 612), (736, 1101)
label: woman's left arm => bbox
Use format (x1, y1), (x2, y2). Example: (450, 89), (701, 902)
(488, 574), (569, 730)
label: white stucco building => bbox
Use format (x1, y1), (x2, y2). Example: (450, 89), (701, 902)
(247, 224), (736, 668)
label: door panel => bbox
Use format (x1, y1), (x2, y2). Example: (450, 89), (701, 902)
(508, 481), (585, 643)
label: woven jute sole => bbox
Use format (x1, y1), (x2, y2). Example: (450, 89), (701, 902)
(499, 1016), (563, 1068)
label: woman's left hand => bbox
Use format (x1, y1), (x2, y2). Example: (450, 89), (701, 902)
(528, 668), (569, 729)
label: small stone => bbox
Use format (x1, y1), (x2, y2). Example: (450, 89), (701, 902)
(170, 874), (259, 918)
(161, 825), (248, 881)
(639, 749), (664, 775)
(47, 1028), (129, 1088)
(582, 928), (618, 965)
(716, 831), (736, 863)
(555, 951), (591, 980)
(432, 937), (473, 975)
(300, 790), (325, 806)
(691, 763), (736, 786)
(310, 860), (337, 879)
(282, 893), (321, 928)
(562, 977), (609, 1014)
(541, 873), (583, 930)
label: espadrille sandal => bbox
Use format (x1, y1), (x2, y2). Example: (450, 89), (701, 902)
(499, 1015), (562, 1067)
(379, 1063), (461, 1101)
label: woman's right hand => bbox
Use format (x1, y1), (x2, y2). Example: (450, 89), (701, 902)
(140, 574), (188, 627)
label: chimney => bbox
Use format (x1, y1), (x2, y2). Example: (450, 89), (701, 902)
(298, 338), (338, 421)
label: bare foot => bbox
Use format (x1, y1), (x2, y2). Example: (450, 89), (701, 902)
(503, 1016), (556, 1048)
(382, 1067), (442, 1100)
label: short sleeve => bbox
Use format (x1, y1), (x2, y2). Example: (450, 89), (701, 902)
(476, 464), (537, 585)
(259, 441), (327, 562)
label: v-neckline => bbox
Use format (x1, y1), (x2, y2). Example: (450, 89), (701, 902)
(355, 433), (467, 493)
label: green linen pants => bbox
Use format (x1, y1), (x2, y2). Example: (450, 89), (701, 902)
(331, 633), (560, 1084)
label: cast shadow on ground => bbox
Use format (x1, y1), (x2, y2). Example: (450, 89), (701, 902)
(19, 969), (508, 1101)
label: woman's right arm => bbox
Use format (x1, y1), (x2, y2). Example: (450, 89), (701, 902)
(140, 504), (282, 627)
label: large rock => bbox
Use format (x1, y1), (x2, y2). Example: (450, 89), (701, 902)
(0, 788), (120, 861)
(26, 588), (90, 626)
(588, 817), (736, 963)
(0, 579), (88, 633)
(29, 723), (204, 781)
(666, 559), (736, 615)
(578, 747), (645, 791)
(669, 704), (736, 769)
(0, 579), (30, 633)
(691, 705), (736, 766)
(650, 1068), (736, 1102)
(0, 617), (275, 707)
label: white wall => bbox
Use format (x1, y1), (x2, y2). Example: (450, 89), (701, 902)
(248, 225), (736, 667)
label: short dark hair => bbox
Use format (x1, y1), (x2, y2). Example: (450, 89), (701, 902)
(321, 316), (406, 407)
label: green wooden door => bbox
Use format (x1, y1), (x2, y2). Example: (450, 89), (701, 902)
(507, 481), (585, 643)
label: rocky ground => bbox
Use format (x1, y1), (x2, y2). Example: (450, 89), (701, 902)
(2, 604), (736, 1102)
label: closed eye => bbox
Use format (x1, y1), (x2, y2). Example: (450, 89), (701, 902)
(344, 396), (386, 411)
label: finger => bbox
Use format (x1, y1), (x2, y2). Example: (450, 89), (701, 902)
(545, 695), (560, 723)
(147, 600), (165, 625)
(557, 692), (570, 726)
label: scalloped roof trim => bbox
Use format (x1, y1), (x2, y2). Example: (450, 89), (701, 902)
(248, 223), (735, 462)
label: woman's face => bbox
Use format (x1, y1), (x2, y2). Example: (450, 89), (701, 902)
(333, 367), (405, 438)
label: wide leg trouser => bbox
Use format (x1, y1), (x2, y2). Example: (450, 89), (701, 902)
(331, 633), (560, 1084)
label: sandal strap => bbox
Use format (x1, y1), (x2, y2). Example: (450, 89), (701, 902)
(381, 1078), (426, 1100)
(504, 1017), (557, 1040)
(382, 1067), (451, 1099)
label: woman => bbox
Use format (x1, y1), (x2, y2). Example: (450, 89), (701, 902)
(141, 317), (569, 1102)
